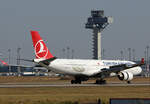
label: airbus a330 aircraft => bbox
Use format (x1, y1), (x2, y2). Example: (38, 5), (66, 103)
(30, 31), (144, 84)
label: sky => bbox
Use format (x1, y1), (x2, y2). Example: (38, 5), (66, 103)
(0, 0), (150, 65)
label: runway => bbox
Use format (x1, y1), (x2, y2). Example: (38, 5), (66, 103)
(0, 83), (149, 88)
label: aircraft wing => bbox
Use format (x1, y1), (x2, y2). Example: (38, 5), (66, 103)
(95, 58), (144, 77)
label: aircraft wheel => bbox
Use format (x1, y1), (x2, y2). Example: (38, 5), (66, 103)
(71, 80), (75, 84)
(71, 80), (81, 84)
(78, 80), (81, 84)
(96, 80), (99, 84)
(127, 81), (131, 84)
(96, 79), (106, 84)
(75, 80), (81, 84)
(102, 80), (106, 84)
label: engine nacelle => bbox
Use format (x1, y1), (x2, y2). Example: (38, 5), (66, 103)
(118, 71), (133, 81)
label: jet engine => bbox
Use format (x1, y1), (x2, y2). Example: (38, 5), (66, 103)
(118, 71), (133, 81)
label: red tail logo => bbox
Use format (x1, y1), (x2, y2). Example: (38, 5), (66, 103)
(30, 31), (54, 59)
(35, 40), (48, 59)
(0, 59), (8, 66)
(141, 58), (144, 64)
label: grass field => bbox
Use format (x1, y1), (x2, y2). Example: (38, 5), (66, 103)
(0, 86), (149, 104)
(0, 76), (149, 83)
(0, 76), (149, 104)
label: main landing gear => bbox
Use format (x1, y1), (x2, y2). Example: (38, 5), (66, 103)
(71, 77), (82, 84)
(127, 81), (131, 84)
(71, 79), (81, 84)
(71, 76), (88, 84)
(95, 79), (106, 84)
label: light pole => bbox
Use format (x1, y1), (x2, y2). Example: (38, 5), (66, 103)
(120, 50), (123, 60)
(0, 52), (2, 57)
(146, 46), (149, 72)
(8, 49), (11, 64)
(8, 49), (11, 75)
(144, 50), (147, 71)
(67, 47), (70, 59)
(17, 47), (21, 65)
(132, 49), (135, 61)
(128, 48), (131, 61)
(17, 47), (21, 76)
(102, 49), (105, 60)
(71, 49), (74, 59)
(62, 48), (65, 58)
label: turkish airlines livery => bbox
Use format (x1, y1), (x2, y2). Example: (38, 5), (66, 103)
(0, 59), (8, 66)
(30, 31), (144, 84)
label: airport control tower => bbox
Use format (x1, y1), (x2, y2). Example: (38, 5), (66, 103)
(85, 10), (113, 59)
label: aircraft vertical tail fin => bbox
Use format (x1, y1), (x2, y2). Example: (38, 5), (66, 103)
(30, 31), (54, 60)
(141, 58), (144, 65)
(0, 59), (8, 66)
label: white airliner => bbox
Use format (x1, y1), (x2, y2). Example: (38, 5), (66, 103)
(29, 31), (144, 84)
